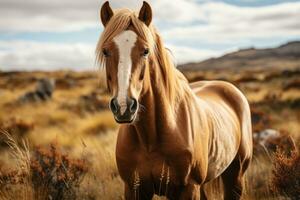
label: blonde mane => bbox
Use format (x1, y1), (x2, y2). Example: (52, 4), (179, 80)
(96, 8), (185, 109)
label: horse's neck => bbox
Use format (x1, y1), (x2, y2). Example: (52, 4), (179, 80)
(133, 60), (189, 151)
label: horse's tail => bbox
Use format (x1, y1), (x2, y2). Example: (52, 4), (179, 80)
(239, 91), (253, 167)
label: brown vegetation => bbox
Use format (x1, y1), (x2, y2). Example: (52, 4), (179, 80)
(0, 64), (299, 199)
(30, 142), (88, 200)
(0, 118), (34, 147)
(271, 148), (300, 200)
(0, 136), (87, 200)
(251, 107), (271, 133)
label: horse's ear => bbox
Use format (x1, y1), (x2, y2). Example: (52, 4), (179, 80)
(100, 1), (114, 27)
(138, 1), (152, 26)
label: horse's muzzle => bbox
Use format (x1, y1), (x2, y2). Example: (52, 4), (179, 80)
(109, 97), (138, 123)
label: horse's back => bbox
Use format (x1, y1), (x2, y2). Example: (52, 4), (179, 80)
(190, 80), (250, 123)
(190, 80), (253, 180)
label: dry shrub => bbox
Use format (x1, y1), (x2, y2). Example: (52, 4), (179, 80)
(251, 108), (270, 132)
(77, 91), (109, 113)
(281, 69), (300, 78)
(288, 98), (300, 109)
(30, 142), (88, 200)
(265, 131), (296, 153)
(187, 74), (205, 83)
(271, 98), (300, 109)
(0, 169), (27, 186)
(0, 134), (88, 200)
(234, 74), (259, 84)
(271, 146), (300, 200)
(55, 78), (78, 90)
(253, 129), (297, 156)
(0, 72), (37, 90)
(61, 90), (110, 116)
(283, 79), (300, 90)
(264, 91), (282, 102)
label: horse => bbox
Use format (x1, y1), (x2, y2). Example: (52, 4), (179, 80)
(96, 1), (253, 199)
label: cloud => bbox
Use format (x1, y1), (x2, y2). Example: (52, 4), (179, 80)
(0, 0), (300, 70)
(0, 40), (225, 71)
(160, 1), (300, 44)
(0, 0), (144, 32)
(1, 0), (300, 35)
(1, 0), (300, 38)
(0, 39), (236, 71)
(165, 44), (227, 64)
(0, 40), (95, 71)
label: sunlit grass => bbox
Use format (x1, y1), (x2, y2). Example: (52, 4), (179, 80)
(0, 69), (299, 199)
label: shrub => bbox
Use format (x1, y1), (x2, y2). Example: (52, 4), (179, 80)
(271, 146), (300, 200)
(251, 108), (270, 132)
(30, 142), (88, 200)
(283, 79), (300, 90)
(0, 136), (88, 200)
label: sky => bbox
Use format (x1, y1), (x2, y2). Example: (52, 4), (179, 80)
(0, 0), (300, 71)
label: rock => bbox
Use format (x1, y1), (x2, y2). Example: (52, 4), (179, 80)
(19, 78), (55, 103)
(253, 129), (280, 147)
(36, 78), (55, 98)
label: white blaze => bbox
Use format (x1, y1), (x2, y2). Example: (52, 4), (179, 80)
(113, 30), (137, 115)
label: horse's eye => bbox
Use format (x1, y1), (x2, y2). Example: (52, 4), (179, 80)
(143, 48), (149, 57)
(102, 49), (110, 57)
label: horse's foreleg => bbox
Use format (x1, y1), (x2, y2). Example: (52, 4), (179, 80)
(124, 183), (154, 200)
(124, 184), (135, 200)
(179, 184), (200, 200)
(168, 182), (200, 200)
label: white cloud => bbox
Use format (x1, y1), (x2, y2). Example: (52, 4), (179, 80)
(160, 1), (300, 44)
(0, 0), (300, 70)
(3, 0), (298, 35)
(0, 40), (96, 71)
(0, 40), (232, 71)
(0, 0), (144, 32)
(166, 44), (226, 65)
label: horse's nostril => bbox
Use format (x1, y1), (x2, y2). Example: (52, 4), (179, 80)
(129, 98), (138, 113)
(109, 98), (119, 114)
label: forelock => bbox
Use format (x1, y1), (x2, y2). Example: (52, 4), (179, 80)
(96, 8), (155, 68)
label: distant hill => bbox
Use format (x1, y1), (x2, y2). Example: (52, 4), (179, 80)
(178, 41), (300, 71)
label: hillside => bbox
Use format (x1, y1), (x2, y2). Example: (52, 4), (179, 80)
(0, 42), (299, 199)
(178, 41), (300, 71)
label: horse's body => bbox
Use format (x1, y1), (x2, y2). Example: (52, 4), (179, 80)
(97, 2), (253, 199)
(116, 80), (252, 200)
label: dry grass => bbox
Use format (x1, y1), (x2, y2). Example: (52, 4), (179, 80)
(0, 131), (32, 200)
(0, 135), (88, 200)
(0, 130), (122, 200)
(0, 69), (299, 199)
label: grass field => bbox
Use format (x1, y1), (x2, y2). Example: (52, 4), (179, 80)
(0, 67), (299, 199)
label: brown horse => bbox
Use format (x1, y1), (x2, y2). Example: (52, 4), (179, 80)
(96, 1), (253, 200)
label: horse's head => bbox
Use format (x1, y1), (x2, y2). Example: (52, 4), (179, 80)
(97, 1), (154, 124)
